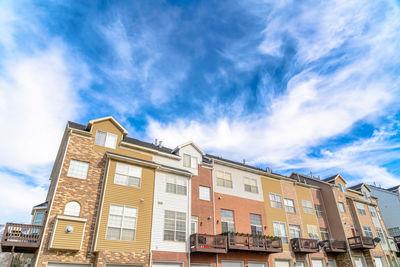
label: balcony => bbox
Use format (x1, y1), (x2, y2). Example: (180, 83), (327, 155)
(290, 238), (319, 253)
(348, 236), (375, 250)
(190, 234), (228, 254)
(324, 240), (347, 253)
(1, 223), (43, 253)
(227, 234), (283, 253)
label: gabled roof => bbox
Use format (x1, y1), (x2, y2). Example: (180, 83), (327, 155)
(348, 183), (371, 192)
(387, 185), (400, 192)
(123, 136), (174, 154)
(322, 174), (347, 184)
(172, 141), (205, 156)
(88, 116), (128, 135)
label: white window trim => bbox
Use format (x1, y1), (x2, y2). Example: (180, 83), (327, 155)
(67, 160), (89, 179)
(114, 162), (142, 188)
(163, 210), (187, 242)
(183, 153), (198, 169)
(106, 204), (138, 242)
(95, 130), (118, 149)
(284, 198), (295, 213)
(243, 177), (259, 194)
(302, 200), (314, 214)
(273, 221), (288, 244)
(216, 170), (233, 188)
(64, 201), (81, 217)
(166, 174), (187, 195)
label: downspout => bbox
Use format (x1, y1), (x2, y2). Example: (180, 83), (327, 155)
(188, 174), (192, 267)
(210, 161), (218, 267)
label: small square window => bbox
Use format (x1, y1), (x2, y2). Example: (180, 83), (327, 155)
(199, 186), (211, 201)
(67, 160), (89, 179)
(183, 154), (198, 169)
(338, 202), (346, 212)
(95, 130), (117, 149)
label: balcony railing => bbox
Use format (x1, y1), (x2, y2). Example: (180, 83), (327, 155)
(388, 237), (399, 252)
(227, 234), (282, 253)
(324, 240), (347, 253)
(1, 223), (43, 253)
(190, 234), (227, 253)
(348, 236), (375, 249)
(290, 238), (319, 253)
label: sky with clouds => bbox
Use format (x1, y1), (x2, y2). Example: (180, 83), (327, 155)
(1, 0), (400, 223)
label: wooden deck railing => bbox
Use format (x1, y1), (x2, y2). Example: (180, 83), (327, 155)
(227, 234), (282, 253)
(190, 234), (227, 253)
(1, 223), (43, 250)
(348, 236), (375, 249)
(290, 238), (319, 253)
(324, 240), (347, 253)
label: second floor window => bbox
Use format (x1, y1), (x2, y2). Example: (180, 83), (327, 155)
(270, 193), (283, 209)
(284, 199), (295, 213)
(183, 154), (198, 169)
(191, 216), (198, 234)
(368, 206), (377, 217)
(221, 209), (235, 233)
(273, 222), (288, 244)
(307, 225), (319, 239)
(363, 226), (373, 238)
(106, 204), (137, 241)
(320, 228), (329, 240)
(302, 200), (314, 214)
(250, 214), (262, 235)
(216, 171), (233, 188)
(164, 210), (186, 242)
(244, 177), (258, 193)
(375, 227), (386, 244)
(338, 202), (346, 212)
(114, 162), (141, 188)
(67, 160), (89, 179)
(199, 186), (211, 200)
(95, 130), (117, 149)
(356, 203), (366, 215)
(32, 212), (44, 225)
(166, 175), (187, 195)
(315, 204), (323, 217)
(289, 225), (301, 239)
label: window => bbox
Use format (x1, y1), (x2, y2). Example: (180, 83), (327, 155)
(95, 130), (118, 149)
(183, 154), (198, 169)
(284, 199), (295, 213)
(289, 225), (301, 238)
(244, 177), (258, 193)
(363, 226), (373, 238)
(67, 160), (89, 179)
(339, 184), (346, 193)
(315, 205), (323, 217)
(307, 225), (319, 239)
(338, 202), (346, 212)
(166, 174), (187, 195)
(368, 206), (377, 217)
(106, 204), (137, 241)
(216, 171), (233, 188)
(250, 214), (262, 235)
(164, 210), (186, 242)
(221, 209), (235, 233)
(64, 201), (81, 216)
(199, 186), (211, 201)
(320, 228), (329, 240)
(273, 222), (288, 244)
(191, 216), (198, 234)
(375, 227), (386, 244)
(32, 212), (44, 225)
(114, 162), (141, 188)
(302, 200), (314, 214)
(270, 193), (283, 209)
(356, 203), (366, 215)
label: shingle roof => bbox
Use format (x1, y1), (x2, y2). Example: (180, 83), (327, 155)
(68, 121), (86, 131)
(33, 201), (48, 209)
(387, 185), (400, 191)
(348, 183), (363, 191)
(322, 174), (338, 183)
(122, 136), (175, 154)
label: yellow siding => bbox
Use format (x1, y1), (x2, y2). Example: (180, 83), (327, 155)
(260, 176), (289, 251)
(295, 186), (320, 238)
(91, 120), (152, 161)
(95, 159), (155, 252)
(51, 219), (85, 250)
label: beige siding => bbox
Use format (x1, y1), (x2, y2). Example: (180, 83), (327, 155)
(51, 218), (85, 250)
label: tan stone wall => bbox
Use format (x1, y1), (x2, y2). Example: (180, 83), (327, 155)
(95, 251), (149, 267)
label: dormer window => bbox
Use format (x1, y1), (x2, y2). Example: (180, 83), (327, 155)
(183, 154), (198, 169)
(339, 184), (346, 193)
(95, 130), (117, 149)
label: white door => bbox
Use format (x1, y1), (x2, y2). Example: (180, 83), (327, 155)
(221, 262), (243, 267)
(355, 257), (367, 267)
(48, 264), (91, 267)
(311, 260), (324, 267)
(275, 260), (291, 267)
(249, 263), (268, 267)
(328, 260), (337, 267)
(375, 257), (385, 267)
(297, 262), (306, 267)
(153, 263), (182, 267)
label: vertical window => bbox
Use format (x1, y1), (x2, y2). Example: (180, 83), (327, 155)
(164, 210), (186, 242)
(64, 201), (81, 216)
(199, 186), (211, 201)
(67, 160), (89, 179)
(338, 202), (346, 212)
(307, 225), (319, 239)
(183, 154), (198, 169)
(95, 130), (117, 149)
(339, 184), (346, 193)
(273, 222), (288, 244)
(191, 216), (198, 235)
(114, 163), (141, 188)
(33, 212), (44, 225)
(244, 177), (258, 193)
(320, 228), (329, 240)
(216, 171), (233, 188)
(106, 204), (137, 241)
(302, 200), (314, 214)
(289, 225), (301, 239)
(166, 174), (187, 195)
(314, 205), (323, 217)
(284, 199), (295, 213)
(375, 227), (386, 244)
(250, 214), (262, 235)
(221, 209), (235, 233)
(363, 226), (373, 238)
(368, 206), (377, 217)
(356, 203), (366, 215)
(269, 193), (283, 209)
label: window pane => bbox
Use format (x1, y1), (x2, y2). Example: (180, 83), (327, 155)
(183, 154), (191, 167)
(108, 215), (122, 227)
(250, 214), (262, 225)
(106, 227), (121, 240)
(199, 186), (211, 200)
(176, 220), (186, 231)
(176, 212), (186, 220)
(67, 160), (89, 179)
(114, 174), (127, 185)
(121, 229), (135, 241)
(116, 163), (129, 175)
(176, 185), (187, 195)
(64, 201), (81, 216)
(95, 131), (107, 146)
(105, 133), (117, 148)
(128, 165), (141, 177)
(128, 177), (140, 187)
(110, 205), (123, 215)
(166, 183), (176, 193)
(191, 156), (198, 169)
(164, 219), (175, 230)
(164, 230), (175, 240)
(165, 210), (175, 219)
(122, 217), (136, 229)
(176, 231), (186, 241)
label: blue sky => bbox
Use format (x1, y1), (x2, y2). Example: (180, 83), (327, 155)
(1, 0), (400, 223)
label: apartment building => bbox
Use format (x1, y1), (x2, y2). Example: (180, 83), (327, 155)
(1, 116), (399, 267)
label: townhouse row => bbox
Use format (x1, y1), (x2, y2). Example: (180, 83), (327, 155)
(1, 117), (399, 267)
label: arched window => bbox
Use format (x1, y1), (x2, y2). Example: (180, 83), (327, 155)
(64, 201), (81, 216)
